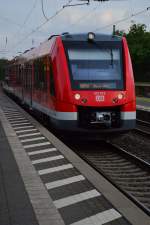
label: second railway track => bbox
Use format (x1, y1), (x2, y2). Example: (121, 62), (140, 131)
(65, 140), (150, 216)
(135, 119), (150, 137)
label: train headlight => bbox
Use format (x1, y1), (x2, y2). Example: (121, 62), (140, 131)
(74, 93), (80, 100)
(118, 93), (124, 100)
(88, 32), (95, 41)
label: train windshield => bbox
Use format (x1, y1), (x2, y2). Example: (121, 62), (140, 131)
(67, 45), (124, 90)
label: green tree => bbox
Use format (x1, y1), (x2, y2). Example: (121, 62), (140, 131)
(115, 24), (150, 82)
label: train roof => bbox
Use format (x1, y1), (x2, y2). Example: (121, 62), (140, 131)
(17, 35), (57, 64)
(61, 33), (122, 42)
(15, 33), (122, 64)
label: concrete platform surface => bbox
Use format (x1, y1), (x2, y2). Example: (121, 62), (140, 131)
(0, 122), (39, 225)
(136, 97), (150, 112)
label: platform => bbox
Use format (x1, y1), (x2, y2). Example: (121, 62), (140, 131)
(0, 91), (149, 225)
(0, 119), (39, 225)
(136, 97), (150, 112)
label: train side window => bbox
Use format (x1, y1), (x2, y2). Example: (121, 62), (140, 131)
(34, 59), (47, 90)
(39, 60), (47, 90)
(27, 64), (32, 90)
(34, 60), (40, 89)
(50, 65), (55, 96)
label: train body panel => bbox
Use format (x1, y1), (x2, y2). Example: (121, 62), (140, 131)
(4, 33), (136, 135)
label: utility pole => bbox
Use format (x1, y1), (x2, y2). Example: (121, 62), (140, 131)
(113, 24), (116, 35)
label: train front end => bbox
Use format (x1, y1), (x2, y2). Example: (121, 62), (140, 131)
(53, 33), (136, 134)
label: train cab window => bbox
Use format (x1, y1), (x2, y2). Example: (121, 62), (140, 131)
(49, 65), (55, 96)
(66, 43), (124, 90)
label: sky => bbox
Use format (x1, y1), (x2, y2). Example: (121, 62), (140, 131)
(0, 0), (150, 59)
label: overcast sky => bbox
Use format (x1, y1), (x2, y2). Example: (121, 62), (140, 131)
(0, 0), (150, 59)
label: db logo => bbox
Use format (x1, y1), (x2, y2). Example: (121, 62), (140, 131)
(96, 95), (105, 102)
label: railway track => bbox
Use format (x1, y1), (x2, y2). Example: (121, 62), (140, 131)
(66, 140), (150, 216)
(135, 119), (150, 137)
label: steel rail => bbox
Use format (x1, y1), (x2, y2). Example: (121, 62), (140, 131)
(136, 119), (150, 127)
(134, 119), (150, 137)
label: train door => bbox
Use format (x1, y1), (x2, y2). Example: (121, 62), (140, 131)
(30, 63), (33, 108)
(49, 58), (55, 93)
(41, 57), (48, 105)
(48, 56), (57, 113)
(21, 64), (24, 103)
(28, 63), (33, 108)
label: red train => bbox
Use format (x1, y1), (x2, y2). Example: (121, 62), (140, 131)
(4, 32), (136, 135)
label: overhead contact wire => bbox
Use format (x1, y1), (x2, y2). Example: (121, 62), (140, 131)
(93, 6), (150, 32)
(69, 5), (97, 28)
(11, 0), (73, 53)
(41, 0), (48, 20)
(11, 0), (38, 48)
